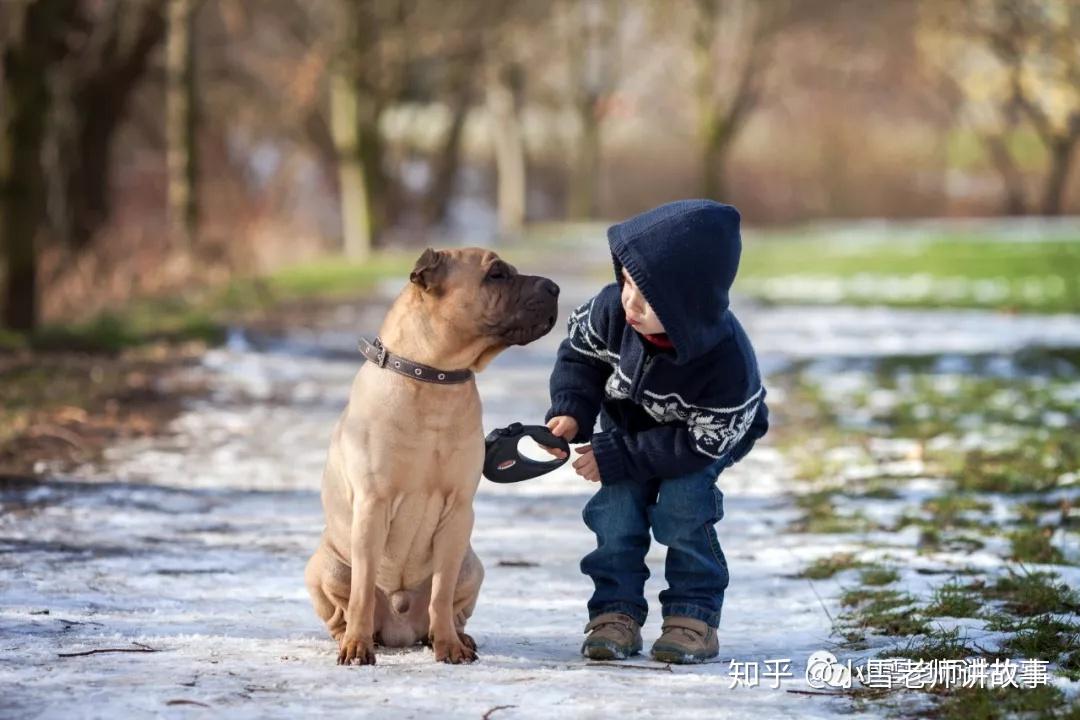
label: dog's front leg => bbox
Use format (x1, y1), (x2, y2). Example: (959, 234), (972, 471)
(428, 505), (477, 663)
(339, 498), (388, 665)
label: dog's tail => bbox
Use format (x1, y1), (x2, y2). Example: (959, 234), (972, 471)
(389, 590), (411, 615)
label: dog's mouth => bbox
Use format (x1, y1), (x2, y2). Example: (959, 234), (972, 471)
(502, 314), (556, 346)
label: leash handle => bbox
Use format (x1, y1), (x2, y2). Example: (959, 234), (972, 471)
(483, 423), (570, 484)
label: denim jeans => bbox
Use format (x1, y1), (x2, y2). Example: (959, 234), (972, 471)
(580, 458), (730, 628)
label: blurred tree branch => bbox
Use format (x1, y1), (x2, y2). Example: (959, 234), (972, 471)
(692, 0), (793, 201)
(166, 0), (202, 249)
(921, 0), (1080, 215)
(59, 0), (166, 249)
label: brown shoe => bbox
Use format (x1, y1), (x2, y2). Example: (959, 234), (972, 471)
(650, 616), (718, 664)
(581, 612), (643, 660)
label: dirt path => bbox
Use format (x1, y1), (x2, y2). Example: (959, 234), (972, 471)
(4, 248), (1078, 719)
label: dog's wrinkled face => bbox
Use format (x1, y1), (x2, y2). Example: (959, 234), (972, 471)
(410, 247), (559, 351)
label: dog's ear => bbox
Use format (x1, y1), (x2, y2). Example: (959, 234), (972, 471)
(410, 248), (445, 292)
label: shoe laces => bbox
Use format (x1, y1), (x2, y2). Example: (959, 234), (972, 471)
(667, 626), (703, 643)
(593, 616), (634, 634)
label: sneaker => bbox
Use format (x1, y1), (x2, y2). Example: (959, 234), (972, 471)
(650, 616), (718, 664)
(581, 612), (643, 660)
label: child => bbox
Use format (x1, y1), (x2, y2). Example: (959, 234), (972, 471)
(543, 199), (768, 664)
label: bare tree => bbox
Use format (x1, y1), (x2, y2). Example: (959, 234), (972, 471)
(486, 49), (526, 239)
(1, 0), (165, 331)
(565, 0), (619, 219)
(166, 0), (200, 248)
(1, 0), (81, 330)
(60, 1), (166, 249)
(423, 42), (484, 226)
(922, 0), (1080, 215)
(329, 0), (384, 261)
(692, 0), (792, 201)
(994, 1), (1080, 216)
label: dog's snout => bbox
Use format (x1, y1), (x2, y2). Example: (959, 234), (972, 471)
(538, 278), (559, 298)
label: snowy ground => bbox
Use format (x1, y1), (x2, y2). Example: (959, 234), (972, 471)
(4, 250), (1080, 719)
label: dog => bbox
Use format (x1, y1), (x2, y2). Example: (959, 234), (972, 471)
(305, 247), (559, 664)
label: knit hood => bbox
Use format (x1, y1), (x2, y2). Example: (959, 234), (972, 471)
(607, 199), (742, 364)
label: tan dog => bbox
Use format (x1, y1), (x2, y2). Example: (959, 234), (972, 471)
(305, 247), (559, 665)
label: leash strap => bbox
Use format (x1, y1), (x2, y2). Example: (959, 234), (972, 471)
(483, 423), (570, 483)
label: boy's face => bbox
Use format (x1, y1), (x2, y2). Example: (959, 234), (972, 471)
(620, 268), (666, 335)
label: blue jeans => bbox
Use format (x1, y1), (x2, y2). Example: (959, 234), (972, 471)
(581, 458), (729, 628)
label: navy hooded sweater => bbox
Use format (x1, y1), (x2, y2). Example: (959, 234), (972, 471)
(546, 199), (769, 484)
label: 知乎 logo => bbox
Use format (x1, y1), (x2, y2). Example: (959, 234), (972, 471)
(805, 650), (852, 689)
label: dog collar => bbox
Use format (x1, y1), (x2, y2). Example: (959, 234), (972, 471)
(358, 336), (474, 385)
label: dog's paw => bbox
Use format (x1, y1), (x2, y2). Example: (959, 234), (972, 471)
(433, 635), (478, 664)
(458, 632), (477, 652)
(337, 634), (376, 666)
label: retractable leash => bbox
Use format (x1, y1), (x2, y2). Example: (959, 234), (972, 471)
(483, 423), (570, 484)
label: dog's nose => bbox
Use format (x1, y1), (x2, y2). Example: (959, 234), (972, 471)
(539, 278), (560, 297)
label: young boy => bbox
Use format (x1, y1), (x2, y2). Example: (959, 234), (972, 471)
(543, 199), (768, 664)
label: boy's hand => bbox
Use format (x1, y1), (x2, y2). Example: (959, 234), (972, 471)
(572, 444), (600, 482)
(541, 416), (578, 459)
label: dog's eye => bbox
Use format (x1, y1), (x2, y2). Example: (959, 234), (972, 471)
(488, 267), (508, 281)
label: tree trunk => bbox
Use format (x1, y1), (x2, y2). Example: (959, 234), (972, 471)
(569, 91), (600, 219)
(694, 0), (723, 200)
(700, 114), (730, 201)
(330, 0), (393, 258)
(692, 0), (772, 202)
(487, 60), (526, 239)
(424, 84), (471, 226)
(0, 68), (43, 331)
(424, 42), (481, 227)
(330, 70), (374, 262)
(65, 2), (166, 249)
(0, 56), (47, 331)
(1040, 134), (1078, 216)
(567, 0), (616, 219)
(983, 133), (1027, 215)
(166, 0), (199, 248)
(0, 0), (80, 331)
(566, 12), (598, 220)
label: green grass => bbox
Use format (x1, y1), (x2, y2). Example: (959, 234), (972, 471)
(738, 230), (1080, 313)
(922, 494), (993, 529)
(792, 490), (875, 533)
(886, 627), (978, 662)
(1063, 649), (1080, 682)
(773, 337), (1080, 710)
(30, 306), (224, 353)
(980, 570), (1080, 617)
(998, 616), (1080, 662)
(952, 443), (1075, 496)
(860, 565), (900, 586)
(1009, 526), (1067, 565)
(799, 552), (862, 580)
(258, 252), (415, 300)
(924, 578), (983, 619)
(839, 588), (930, 637)
(930, 685), (1071, 720)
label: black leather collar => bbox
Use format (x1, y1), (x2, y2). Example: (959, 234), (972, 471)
(358, 336), (474, 385)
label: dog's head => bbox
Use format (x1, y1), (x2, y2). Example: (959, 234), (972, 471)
(408, 247), (559, 369)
